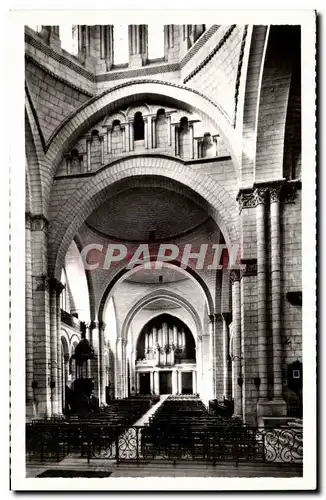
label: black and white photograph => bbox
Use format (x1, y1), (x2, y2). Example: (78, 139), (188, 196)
(8, 7), (316, 491)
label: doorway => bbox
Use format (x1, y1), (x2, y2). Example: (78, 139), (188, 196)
(159, 371), (172, 394)
(181, 372), (193, 394)
(139, 372), (151, 395)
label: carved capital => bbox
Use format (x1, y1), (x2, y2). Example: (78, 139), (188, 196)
(236, 189), (256, 212)
(254, 187), (269, 206)
(269, 184), (283, 204)
(197, 335), (203, 343)
(49, 277), (65, 294)
(30, 214), (49, 232)
(282, 180), (301, 204)
(33, 275), (50, 292)
(230, 269), (240, 283)
(221, 312), (232, 326)
(240, 259), (257, 278)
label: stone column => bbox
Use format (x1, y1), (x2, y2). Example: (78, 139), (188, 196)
(154, 371), (159, 395)
(221, 312), (232, 400)
(55, 281), (65, 415)
(49, 280), (59, 415)
(208, 315), (216, 399)
(100, 25), (113, 70)
(150, 371), (154, 394)
(136, 372), (140, 393)
(255, 187), (269, 408)
(147, 116), (153, 149)
(144, 117), (148, 149)
(167, 114), (172, 146)
(124, 123), (130, 153)
(86, 138), (92, 171)
(115, 337), (122, 399)
(178, 371), (182, 394)
(192, 371), (197, 394)
(196, 335), (203, 396)
(189, 124), (194, 159)
(175, 125), (180, 156)
(98, 322), (106, 405)
(25, 215), (34, 420)
(129, 120), (134, 151)
(172, 370), (178, 394)
(152, 117), (157, 149)
(231, 270), (242, 418)
(270, 185), (287, 414)
(128, 24), (148, 67)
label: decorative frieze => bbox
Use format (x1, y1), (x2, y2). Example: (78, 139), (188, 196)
(237, 180), (301, 212)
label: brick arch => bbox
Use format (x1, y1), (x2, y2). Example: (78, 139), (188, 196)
(44, 80), (239, 193)
(49, 156), (239, 280)
(121, 289), (203, 346)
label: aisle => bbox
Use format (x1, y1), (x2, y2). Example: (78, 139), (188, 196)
(133, 394), (169, 426)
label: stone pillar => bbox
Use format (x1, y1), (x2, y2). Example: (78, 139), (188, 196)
(154, 371), (159, 395)
(144, 118), (148, 149)
(115, 337), (122, 399)
(49, 281), (59, 415)
(136, 372), (140, 393)
(222, 312), (232, 400)
(177, 371), (182, 394)
(152, 117), (157, 149)
(208, 315), (216, 399)
(270, 185), (287, 414)
(100, 25), (113, 70)
(255, 187), (269, 410)
(192, 371), (197, 394)
(55, 281), (65, 415)
(98, 322), (106, 405)
(124, 123), (130, 153)
(128, 24), (148, 67)
(231, 271), (242, 418)
(196, 335), (203, 396)
(129, 120), (134, 151)
(175, 125), (180, 156)
(86, 138), (91, 171)
(150, 371), (154, 394)
(100, 134), (105, 165)
(172, 370), (178, 394)
(25, 215), (34, 420)
(167, 114), (172, 146)
(189, 124), (194, 159)
(147, 116), (153, 149)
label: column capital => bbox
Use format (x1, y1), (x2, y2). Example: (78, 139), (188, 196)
(49, 277), (65, 295)
(240, 258), (257, 278)
(230, 269), (241, 283)
(270, 183), (284, 204)
(196, 334), (203, 343)
(236, 189), (256, 212)
(254, 186), (269, 205)
(221, 312), (232, 325)
(26, 213), (49, 232)
(89, 320), (98, 330)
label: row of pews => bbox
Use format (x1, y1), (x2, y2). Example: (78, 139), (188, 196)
(26, 396), (156, 461)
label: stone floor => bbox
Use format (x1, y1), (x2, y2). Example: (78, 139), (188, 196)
(26, 457), (302, 478)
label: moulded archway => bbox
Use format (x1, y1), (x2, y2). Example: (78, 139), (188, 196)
(49, 156), (239, 280)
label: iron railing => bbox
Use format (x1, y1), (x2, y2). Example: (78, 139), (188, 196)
(26, 422), (302, 465)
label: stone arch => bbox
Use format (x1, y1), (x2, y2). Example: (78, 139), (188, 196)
(25, 103), (44, 215)
(122, 288), (203, 345)
(49, 156), (239, 280)
(98, 261), (214, 325)
(61, 329), (70, 356)
(126, 103), (151, 118)
(104, 111), (126, 127)
(45, 80), (239, 190)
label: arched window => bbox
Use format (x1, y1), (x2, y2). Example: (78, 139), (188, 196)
(59, 25), (78, 55)
(147, 24), (165, 60)
(134, 112), (145, 141)
(113, 25), (129, 65)
(112, 119), (121, 130)
(180, 116), (189, 131)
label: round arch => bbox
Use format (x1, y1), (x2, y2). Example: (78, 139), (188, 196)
(121, 288), (203, 345)
(45, 79), (239, 183)
(49, 156), (239, 280)
(61, 329), (70, 356)
(98, 261), (214, 325)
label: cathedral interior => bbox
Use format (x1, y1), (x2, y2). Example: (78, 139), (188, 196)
(24, 23), (303, 475)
